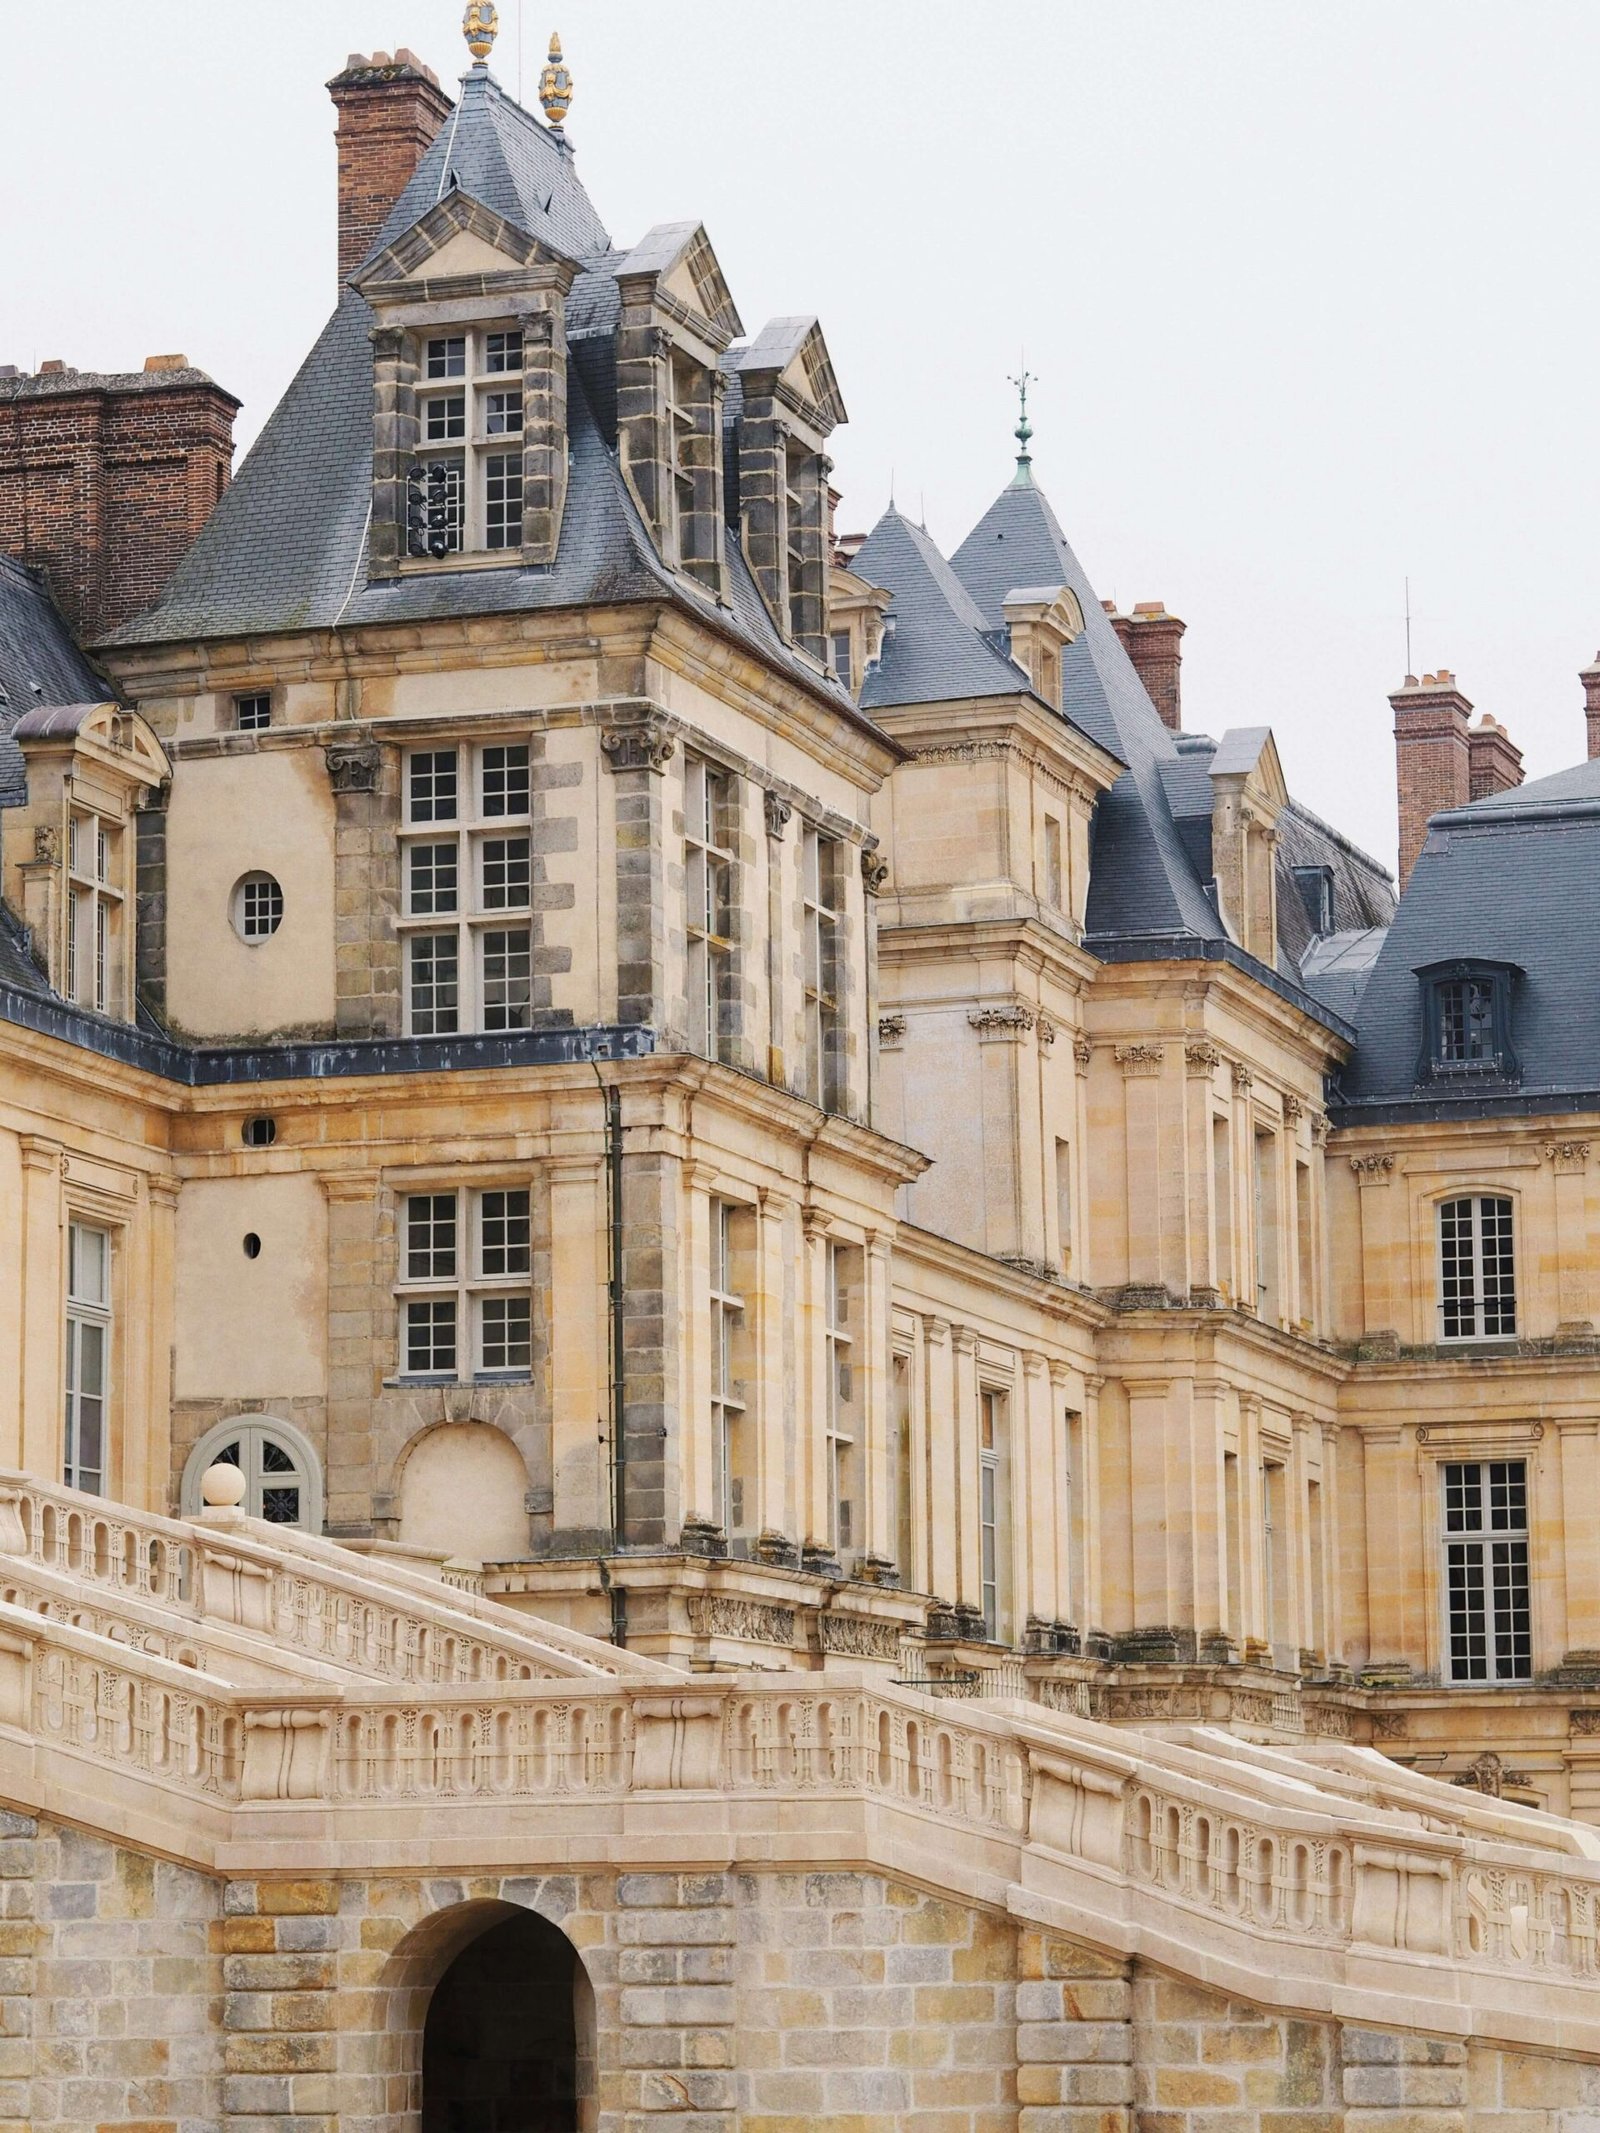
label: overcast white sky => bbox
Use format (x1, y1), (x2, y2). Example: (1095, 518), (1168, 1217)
(5, 1), (1598, 871)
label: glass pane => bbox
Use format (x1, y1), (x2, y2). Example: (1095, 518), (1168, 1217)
(481, 929), (531, 1031)
(426, 335), (466, 378)
(480, 837), (531, 911)
(405, 1299), (457, 1376)
(408, 934), (460, 1036)
(481, 745), (530, 819)
(261, 1486), (301, 1526)
(407, 1195), (458, 1280)
(478, 1190), (531, 1276)
(409, 751), (459, 824)
(408, 843), (459, 917)
(261, 1440), (295, 1475)
(479, 1295), (532, 1372)
(214, 1440), (242, 1468)
(69, 1224), (109, 1306)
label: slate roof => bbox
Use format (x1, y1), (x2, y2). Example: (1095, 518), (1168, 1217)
(104, 68), (863, 725)
(947, 470), (1224, 944)
(852, 507), (1053, 712)
(0, 556), (110, 808)
(1340, 766), (1600, 1112)
(0, 901), (49, 999)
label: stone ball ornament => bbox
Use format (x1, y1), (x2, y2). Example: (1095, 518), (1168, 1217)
(200, 1460), (247, 1509)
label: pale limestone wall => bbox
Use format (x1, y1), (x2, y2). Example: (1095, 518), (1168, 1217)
(173, 1172), (327, 1401)
(163, 745), (337, 1038)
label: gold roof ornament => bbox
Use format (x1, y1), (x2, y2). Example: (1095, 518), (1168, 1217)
(538, 33), (574, 128)
(463, 1), (499, 63)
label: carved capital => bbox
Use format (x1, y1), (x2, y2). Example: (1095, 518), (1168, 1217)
(877, 1014), (906, 1047)
(1073, 1037), (1092, 1076)
(1115, 1042), (1165, 1078)
(32, 825), (59, 866)
(1349, 1153), (1395, 1179)
(763, 789), (792, 839)
(1230, 1060), (1254, 1093)
(971, 1005), (1036, 1041)
(1036, 1011), (1058, 1049)
(322, 737), (381, 795)
(601, 722), (675, 775)
(1184, 1040), (1221, 1076)
(1546, 1141), (1592, 1169)
(1283, 1094), (1305, 1122)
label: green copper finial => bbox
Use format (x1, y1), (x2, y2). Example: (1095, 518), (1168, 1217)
(1008, 362), (1036, 487)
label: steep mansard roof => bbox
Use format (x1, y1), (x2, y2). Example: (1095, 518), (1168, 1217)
(105, 70), (858, 719)
(0, 556), (110, 808)
(1342, 763), (1600, 1112)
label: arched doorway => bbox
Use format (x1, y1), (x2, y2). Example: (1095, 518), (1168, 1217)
(422, 1908), (583, 2132)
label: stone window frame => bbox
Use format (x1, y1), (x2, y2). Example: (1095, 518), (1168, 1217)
(181, 1413), (324, 1532)
(977, 1380), (1014, 1646)
(232, 689), (275, 733)
(411, 323), (531, 557)
(709, 1197), (756, 1545)
(398, 739), (535, 1037)
(683, 752), (739, 1063)
(800, 820), (844, 1112)
(393, 1177), (536, 1387)
(64, 801), (121, 1014)
(824, 1237), (862, 1560)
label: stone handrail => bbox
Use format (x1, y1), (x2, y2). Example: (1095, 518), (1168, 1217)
(0, 1471), (666, 1688)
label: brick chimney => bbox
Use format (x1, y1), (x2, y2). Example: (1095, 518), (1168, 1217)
(0, 357), (240, 640)
(1108, 599), (1186, 731)
(1581, 653), (1600, 760)
(328, 51), (453, 289)
(1391, 670), (1472, 889)
(1467, 713), (1523, 802)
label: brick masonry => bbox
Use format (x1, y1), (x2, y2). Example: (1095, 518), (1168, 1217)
(327, 54), (454, 291)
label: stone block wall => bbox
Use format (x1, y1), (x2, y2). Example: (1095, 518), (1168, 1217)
(2, 1820), (1597, 2133)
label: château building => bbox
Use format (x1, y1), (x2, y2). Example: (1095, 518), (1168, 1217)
(1, 17), (1599, 2126)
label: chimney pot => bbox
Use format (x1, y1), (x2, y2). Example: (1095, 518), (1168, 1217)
(1114, 599), (1186, 731)
(371, 48), (392, 64)
(1580, 654), (1600, 760)
(1391, 668), (1477, 888)
(143, 353), (188, 372)
(38, 359), (65, 374)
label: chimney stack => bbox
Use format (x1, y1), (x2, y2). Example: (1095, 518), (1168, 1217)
(0, 358), (239, 640)
(1581, 654), (1600, 759)
(1467, 713), (1523, 802)
(1391, 670), (1472, 888)
(1109, 599), (1186, 731)
(328, 51), (453, 291)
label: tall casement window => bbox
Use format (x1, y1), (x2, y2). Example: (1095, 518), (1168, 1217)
(1043, 815), (1064, 911)
(1054, 1139), (1073, 1269)
(1212, 1115), (1233, 1298)
(709, 1201), (753, 1541)
(1443, 1459), (1532, 1681)
(409, 328), (525, 558)
(1438, 1195), (1516, 1340)
(802, 826), (842, 1111)
(1262, 1461), (1289, 1648)
(398, 1187), (532, 1381)
(980, 1389), (1010, 1644)
(66, 807), (120, 1014)
(401, 744), (533, 1036)
(684, 758), (735, 1059)
(1253, 1129), (1279, 1321)
(891, 1351), (915, 1582)
(1295, 1160), (1315, 1327)
(824, 1242), (857, 1555)
(64, 1223), (111, 1495)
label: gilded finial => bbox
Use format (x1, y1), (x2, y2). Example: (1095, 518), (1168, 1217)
(463, 1), (499, 63)
(1007, 361), (1037, 488)
(538, 32), (574, 127)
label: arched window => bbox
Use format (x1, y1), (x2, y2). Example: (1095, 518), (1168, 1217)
(1438, 1195), (1516, 1341)
(180, 1416), (322, 1530)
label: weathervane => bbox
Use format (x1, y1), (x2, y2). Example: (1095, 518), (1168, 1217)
(1008, 361), (1036, 483)
(463, 2), (499, 63)
(538, 32), (574, 126)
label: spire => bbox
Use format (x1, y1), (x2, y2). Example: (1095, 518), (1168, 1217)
(1007, 363), (1036, 488)
(538, 33), (574, 127)
(462, 1), (499, 64)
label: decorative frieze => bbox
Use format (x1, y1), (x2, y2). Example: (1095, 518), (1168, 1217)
(684, 1595), (796, 1646)
(817, 1612), (902, 1660)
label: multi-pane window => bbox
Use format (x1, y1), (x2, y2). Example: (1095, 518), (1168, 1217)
(1443, 1459), (1532, 1681)
(829, 630), (853, 692)
(1439, 1195), (1516, 1340)
(206, 1427), (314, 1527)
(409, 327), (527, 559)
(397, 1187), (532, 1380)
(784, 440), (810, 640)
(980, 1389), (1009, 1643)
(400, 744), (534, 1035)
(233, 872), (285, 942)
(65, 808), (119, 1014)
(1421, 963), (1517, 1082)
(891, 1352), (914, 1583)
(234, 692), (273, 732)
(685, 758), (734, 1060)
(64, 1222), (111, 1495)
(709, 1202), (751, 1540)
(1438, 979), (1496, 1066)
(802, 826), (842, 1110)
(825, 1243), (856, 1556)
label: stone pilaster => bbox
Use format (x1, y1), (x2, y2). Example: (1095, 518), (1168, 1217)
(609, 1871), (736, 2129)
(221, 1878), (340, 2133)
(519, 300), (569, 564)
(325, 735), (401, 1039)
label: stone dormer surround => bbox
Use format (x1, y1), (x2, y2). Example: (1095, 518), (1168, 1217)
(1208, 725), (1287, 969)
(352, 192), (580, 575)
(733, 319), (847, 665)
(1001, 581), (1087, 709)
(613, 222), (744, 600)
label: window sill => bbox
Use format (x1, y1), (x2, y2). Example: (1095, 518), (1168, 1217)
(385, 1374), (533, 1390)
(397, 552), (530, 577)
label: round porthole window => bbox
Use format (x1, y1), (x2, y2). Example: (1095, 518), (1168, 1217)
(231, 871), (284, 943)
(243, 1233), (262, 1259)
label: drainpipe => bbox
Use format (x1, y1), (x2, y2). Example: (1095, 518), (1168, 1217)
(592, 1064), (628, 1648)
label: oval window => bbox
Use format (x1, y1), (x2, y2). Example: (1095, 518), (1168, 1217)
(231, 872), (284, 943)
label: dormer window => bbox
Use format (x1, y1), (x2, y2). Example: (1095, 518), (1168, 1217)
(1292, 864), (1334, 937)
(1417, 959), (1520, 1083)
(410, 327), (528, 559)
